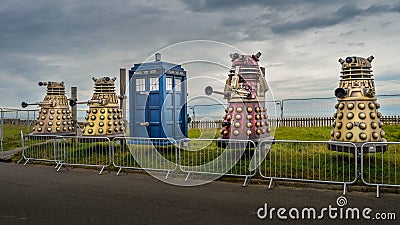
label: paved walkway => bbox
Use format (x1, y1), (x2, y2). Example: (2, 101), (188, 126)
(0, 163), (398, 225)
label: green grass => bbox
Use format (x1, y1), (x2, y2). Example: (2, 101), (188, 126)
(1, 124), (26, 150)
(380, 125), (400, 142)
(188, 128), (220, 139)
(273, 126), (333, 141)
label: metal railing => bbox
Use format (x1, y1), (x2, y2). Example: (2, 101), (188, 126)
(258, 140), (358, 195)
(18, 132), (63, 166)
(10, 129), (400, 196)
(56, 136), (111, 174)
(178, 139), (257, 186)
(361, 142), (400, 197)
(112, 137), (177, 178)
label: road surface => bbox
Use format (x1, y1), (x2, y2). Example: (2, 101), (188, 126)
(0, 163), (398, 224)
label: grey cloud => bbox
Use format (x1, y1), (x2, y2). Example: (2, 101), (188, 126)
(0, 0), (399, 107)
(271, 2), (400, 34)
(180, 0), (340, 12)
(347, 42), (365, 46)
(339, 31), (354, 36)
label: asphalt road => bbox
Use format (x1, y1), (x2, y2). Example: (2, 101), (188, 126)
(0, 163), (399, 225)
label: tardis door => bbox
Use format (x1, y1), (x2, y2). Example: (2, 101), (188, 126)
(132, 76), (162, 138)
(146, 77), (161, 138)
(132, 77), (148, 137)
(162, 76), (187, 140)
(163, 76), (175, 139)
(174, 76), (187, 139)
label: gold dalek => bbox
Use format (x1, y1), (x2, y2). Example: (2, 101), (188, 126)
(72, 77), (125, 137)
(329, 55), (387, 152)
(22, 82), (74, 135)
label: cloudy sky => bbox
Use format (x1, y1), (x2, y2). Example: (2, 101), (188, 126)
(1, 0), (399, 113)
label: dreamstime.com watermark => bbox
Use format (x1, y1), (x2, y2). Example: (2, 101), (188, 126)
(257, 196), (396, 221)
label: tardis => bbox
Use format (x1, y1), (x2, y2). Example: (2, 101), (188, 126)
(129, 53), (188, 140)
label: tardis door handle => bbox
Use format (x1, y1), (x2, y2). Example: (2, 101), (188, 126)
(140, 122), (149, 126)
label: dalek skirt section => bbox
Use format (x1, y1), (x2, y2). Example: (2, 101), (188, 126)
(82, 77), (125, 137)
(22, 82), (74, 135)
(329, 56), (387, 152)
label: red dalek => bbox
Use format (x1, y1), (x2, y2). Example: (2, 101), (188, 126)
(205, 52), (272, 145)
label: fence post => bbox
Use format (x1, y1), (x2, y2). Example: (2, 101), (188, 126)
(71, 87), (78, 136)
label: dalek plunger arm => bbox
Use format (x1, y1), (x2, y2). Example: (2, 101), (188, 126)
(205, 86), (230, 98)
(69, 99), (109, 107)
(21, 101), (52, 108)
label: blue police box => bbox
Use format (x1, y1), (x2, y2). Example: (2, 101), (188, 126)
(129, 53), (188, 140)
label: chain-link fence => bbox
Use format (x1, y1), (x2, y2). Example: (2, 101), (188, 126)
(188, 94), (400, 128)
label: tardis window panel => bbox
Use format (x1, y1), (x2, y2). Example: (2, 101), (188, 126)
(166, 77), (173, 91)
(175, 78), (182, 92)
(150, 77), (159, 91)
(136, 78), (146, 92)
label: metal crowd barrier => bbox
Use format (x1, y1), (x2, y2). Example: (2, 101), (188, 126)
(112, 137), (177, 178)
(258, 140), (358, 195)
(56, 136), (111, 174)
(18, 132), (63, 166)
(178, 139), (257, 186)
(361, 142), (400, 197)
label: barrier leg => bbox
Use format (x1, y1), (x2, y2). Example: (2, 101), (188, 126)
(23, 159), (30, 166)
(116, 167), (123, 176)
(56, 163), (69, 172)
(242, 176), (249, 187)
(343, 183), (347, 196)
(185, 172), (191, 182)
(165, 170), (171, 180)
(16, 157), (24, 164)
(116, 167), (129, 176)
(376, 185), (380, 198)
(99, 166), (105, 175)
(268, 178), (274, 189)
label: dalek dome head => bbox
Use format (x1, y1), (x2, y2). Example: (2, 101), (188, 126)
(38, 81), (66, 96)
(39, 81), (65, 88)
(338, 55), (374, 80)
(92, 76), (117, 85)
(230, 52), (261, 66)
